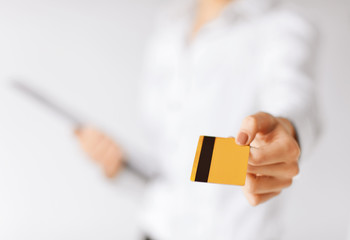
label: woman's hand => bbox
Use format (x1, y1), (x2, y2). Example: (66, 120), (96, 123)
(75, 126), (124, 178)
(236, 112), (301, 206)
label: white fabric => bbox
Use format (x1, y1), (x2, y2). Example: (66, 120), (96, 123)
(125, 0), (319, 239)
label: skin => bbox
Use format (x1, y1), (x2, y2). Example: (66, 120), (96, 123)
(75, 0), (301, 206)
(190, 0), (232, 40)
(75, 127), (123, 178)
(236, 112), (300, 206)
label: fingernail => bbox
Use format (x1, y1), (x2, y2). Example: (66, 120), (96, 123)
(236, 132), (249, 145)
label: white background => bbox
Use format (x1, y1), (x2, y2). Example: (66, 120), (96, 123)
(0, 0), (349, 239)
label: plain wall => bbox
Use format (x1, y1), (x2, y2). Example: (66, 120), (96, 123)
(0, 0), (349, 239)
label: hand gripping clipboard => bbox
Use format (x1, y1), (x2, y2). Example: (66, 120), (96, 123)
(11, 79), (147, 180)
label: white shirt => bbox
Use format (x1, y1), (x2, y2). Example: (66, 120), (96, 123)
(124, 0), (318, 239)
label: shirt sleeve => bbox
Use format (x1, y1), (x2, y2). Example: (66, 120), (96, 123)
(257, 10), (321, 161)
(118, 25), (166, 179)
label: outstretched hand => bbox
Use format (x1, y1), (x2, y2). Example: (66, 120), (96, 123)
(236, 112), (301, 206)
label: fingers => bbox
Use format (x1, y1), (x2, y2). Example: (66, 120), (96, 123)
(102, 144), (123, 178)
(247, 162), (299, 179)
(91, 137), (111, 162)
(248, 137), (300, 166)
(243, 189), (281, 206)
(243, 172), (292, 206)
(74, 126), (123, 178)
(244, 173), (292, 195)
(236, 114), (300, 206)
(236, 112), (277, 146)
(75, 127), (104, 151)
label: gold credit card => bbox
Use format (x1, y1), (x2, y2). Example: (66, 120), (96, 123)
(191, 136), (250, 186)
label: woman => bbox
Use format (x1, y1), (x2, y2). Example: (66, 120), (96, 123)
(75, 0), (318, 239)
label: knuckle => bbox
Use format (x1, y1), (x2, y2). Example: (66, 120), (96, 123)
(258, 111), (272, 118)
(284, 140), (300, 159)
(283, 140), (294, 152)
(285, 163), (299, 178)
(244, 116), (258, 132)
(289, 141), (300, 157)
(294, 145), (301, 159)
(290, 163), (300, 177)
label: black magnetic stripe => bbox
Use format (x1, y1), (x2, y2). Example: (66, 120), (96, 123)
(195, 136), (215, 182)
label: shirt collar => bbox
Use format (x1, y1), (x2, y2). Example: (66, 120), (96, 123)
(168, 0), (279, 24)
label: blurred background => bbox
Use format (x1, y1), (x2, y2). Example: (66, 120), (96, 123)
(0, 0), (349, 239)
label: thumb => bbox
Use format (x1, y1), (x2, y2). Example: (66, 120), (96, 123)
(236, 112), (277, 146)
